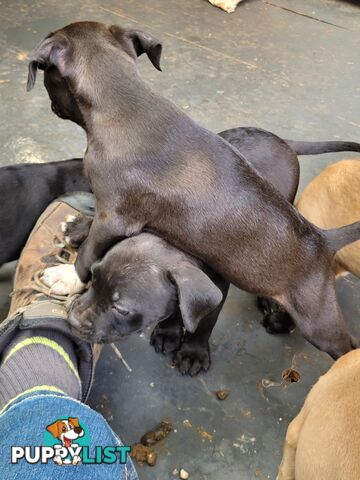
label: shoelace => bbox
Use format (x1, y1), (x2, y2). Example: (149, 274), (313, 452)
(9, 226), (132, 372)
(10, 235), (80, 312)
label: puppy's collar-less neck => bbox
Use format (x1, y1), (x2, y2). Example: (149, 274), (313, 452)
(82, 76), (179, 154)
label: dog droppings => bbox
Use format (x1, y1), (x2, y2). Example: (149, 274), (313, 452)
(260, 366), (301, 396)
(131, 420), (173, 466)
(241, 409), (252, 418)
(215, 389), (230, 400)
(183, 419), (193, 429)
(146, 451), (157, 466)
(180, 468), (190, 479)
(130, 444), (157, 466)
(141, 420), (173, 446)
(197, 426), (214, 443)
(282, 368), (301, 383)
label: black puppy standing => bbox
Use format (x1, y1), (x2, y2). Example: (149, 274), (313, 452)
(3, 138), (359, 375)
(28, 22), (360, 361)
(4, 142), (360, 376)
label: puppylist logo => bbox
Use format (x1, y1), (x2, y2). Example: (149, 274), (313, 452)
(11, 417), (131, 466)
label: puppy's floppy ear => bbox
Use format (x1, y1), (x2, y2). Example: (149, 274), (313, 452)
(46, 420), (62, 438)
(109, 25), (162, 71)
(169, 263), (223, 334)
(27, 34), (70, 92)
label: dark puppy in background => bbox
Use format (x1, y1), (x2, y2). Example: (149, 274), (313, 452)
(29, 22), (360, 361)
(0, 159), (89, 265)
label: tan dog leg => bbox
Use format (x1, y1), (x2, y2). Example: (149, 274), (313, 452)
(277, 406), (308, 480)
(296, 159), (360, 279)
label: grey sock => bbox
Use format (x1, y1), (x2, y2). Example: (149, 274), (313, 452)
(0, 328), (81, 412)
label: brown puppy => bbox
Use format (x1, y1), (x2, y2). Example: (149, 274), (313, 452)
(277, 349), (360, 480)
(28, 22), (360, 359)
(297, 159), (360, 279)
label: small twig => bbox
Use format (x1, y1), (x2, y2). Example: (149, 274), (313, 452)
(110, 343), (132, 372)
(259, 354), (301, 397)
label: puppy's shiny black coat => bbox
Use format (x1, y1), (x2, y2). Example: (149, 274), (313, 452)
(27, 21), (360, 362)
(1, 125), (354, 374)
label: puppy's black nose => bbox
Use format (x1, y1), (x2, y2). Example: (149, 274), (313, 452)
(74, 427), (83, 434)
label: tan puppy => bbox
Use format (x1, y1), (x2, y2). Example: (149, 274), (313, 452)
(278, 161), (360, 479)
(297, 159), (360, 278)
(207, 0), (243, 13)
(277, 349), (360, 479)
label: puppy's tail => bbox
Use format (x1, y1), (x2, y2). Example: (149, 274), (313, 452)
(324, 221), (360, 253)
(285, 140), (360, 155)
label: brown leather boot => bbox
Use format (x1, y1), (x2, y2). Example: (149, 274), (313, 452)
(9, 200), (78, 316)
(0, 192), (98, 400)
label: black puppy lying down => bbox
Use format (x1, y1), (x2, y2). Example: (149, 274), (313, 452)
(64, 218), (227, 376)
(0, 159), (89, 265)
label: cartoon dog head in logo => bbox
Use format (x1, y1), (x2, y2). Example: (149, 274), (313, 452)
(46, 417), (84, 448)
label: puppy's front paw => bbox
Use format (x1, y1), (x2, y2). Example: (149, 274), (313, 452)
(173, 340), (211, 376)
(61, 214), (92, 248)
(42, 264), (85, 295)
(150, 322), (183, 354)
(61, 214), (77, 234)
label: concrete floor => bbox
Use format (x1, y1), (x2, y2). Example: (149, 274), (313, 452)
(0, 0), (360, 478)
